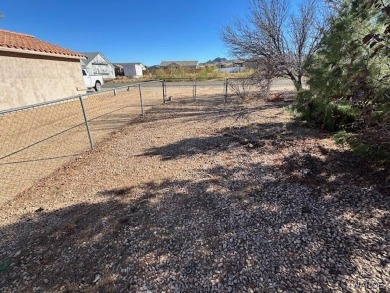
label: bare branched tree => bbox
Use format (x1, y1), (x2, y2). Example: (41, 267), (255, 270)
(223, 0), (325, 92)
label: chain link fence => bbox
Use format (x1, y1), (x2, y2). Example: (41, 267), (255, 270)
(162, 80), (227, 100)
(0, 81), (164, 204)
(162, 78), (265, 102)
(0, 78), (261, 204)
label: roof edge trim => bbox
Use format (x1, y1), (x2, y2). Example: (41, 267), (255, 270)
(0, 46), (86, 60)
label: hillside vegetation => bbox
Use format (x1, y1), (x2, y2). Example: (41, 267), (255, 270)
(152, 66), (255, 81)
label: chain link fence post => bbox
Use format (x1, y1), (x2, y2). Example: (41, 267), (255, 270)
(194, 80), (197, 98)
(162, 80), (166, 103)
(139, 83), (144, 117)
(224, 79), (229, 103)
(78, 95), (94, 150)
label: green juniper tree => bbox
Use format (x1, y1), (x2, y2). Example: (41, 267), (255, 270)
(295, 0), (390, 161)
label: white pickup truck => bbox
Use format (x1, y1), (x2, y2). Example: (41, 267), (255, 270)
(82, 69), (104, 91)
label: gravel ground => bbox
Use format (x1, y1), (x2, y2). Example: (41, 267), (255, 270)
(0, 95), (389, 292)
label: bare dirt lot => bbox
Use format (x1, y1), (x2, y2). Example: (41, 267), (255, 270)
(0, 95), (388, 292)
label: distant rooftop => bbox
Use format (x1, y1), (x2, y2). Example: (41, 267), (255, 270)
(80, 52), (114, 67)
(115, 62), (144, 66)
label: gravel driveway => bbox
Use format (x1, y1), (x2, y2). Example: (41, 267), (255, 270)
(0, 96), (388, 292)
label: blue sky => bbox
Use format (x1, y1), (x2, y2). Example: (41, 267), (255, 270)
(0, 0), (251, 66)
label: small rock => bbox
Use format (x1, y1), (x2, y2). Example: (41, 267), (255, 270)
(93, 274), (101, 284)
(184, 266), (193, 275)
(14, 250), (21, 257)
(35, 207), (44, 213)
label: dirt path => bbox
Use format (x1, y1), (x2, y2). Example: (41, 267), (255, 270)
(0, 96), (388, 292)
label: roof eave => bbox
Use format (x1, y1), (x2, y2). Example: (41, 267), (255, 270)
(0, 46), (86, 60)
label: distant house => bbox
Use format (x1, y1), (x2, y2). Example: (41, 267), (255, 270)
(147, 65), (161, 71)
(244, 58), (263, 69)
(160, 61), (199, 69)
(232, 60), (245, 67)
(0, 29), (86, 111)
(114, 63), (146, 78)
(80, 52), (115, 80)
(216, 59), (246, 73)
(114, 64), (124, 76)
(145, 65), (161, 75)
(215, 62), (233, 69)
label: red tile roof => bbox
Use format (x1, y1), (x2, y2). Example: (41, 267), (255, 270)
(0, 29), (85, 59)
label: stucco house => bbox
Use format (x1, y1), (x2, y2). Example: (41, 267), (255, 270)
(160, 61), (199, 69)
(0, 29), (86, 111)
(114, 63), (146, 78)
(80, 52), (115, 80)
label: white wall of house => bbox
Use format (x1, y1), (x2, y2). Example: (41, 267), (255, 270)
(83, 54), (115, 80)
(217, 67), (245, 73)
(134, 64), (144, 77)
(123, 64), (144, 78)
(123, 64), (135, 77)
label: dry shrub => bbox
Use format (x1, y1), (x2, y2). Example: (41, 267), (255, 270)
(228, 78), (271, 101)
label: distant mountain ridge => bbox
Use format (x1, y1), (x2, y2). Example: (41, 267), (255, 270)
(147, 57), (236, 68)
(201, 57), (231, 65)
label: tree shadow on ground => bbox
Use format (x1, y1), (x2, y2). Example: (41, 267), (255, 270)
(1, 98), (388, 292)
(280, 146), (389, 194)
(0, 159), (388, 292)
(134, 96), (288, 126)
(140, 120), (327, 161)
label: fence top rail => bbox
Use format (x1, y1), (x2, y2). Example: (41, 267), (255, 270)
(165, 82), (226, 86)
(160, 77), (259, 82)
(162, 77), (223, 82)
(0, 79), (164, 116)
(93, 79), (163, 92)
(0, 95), (82, 115)
(113, 79), (164, 87)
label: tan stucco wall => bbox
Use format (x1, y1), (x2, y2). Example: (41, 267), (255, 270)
(0, 52), (86, 111)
